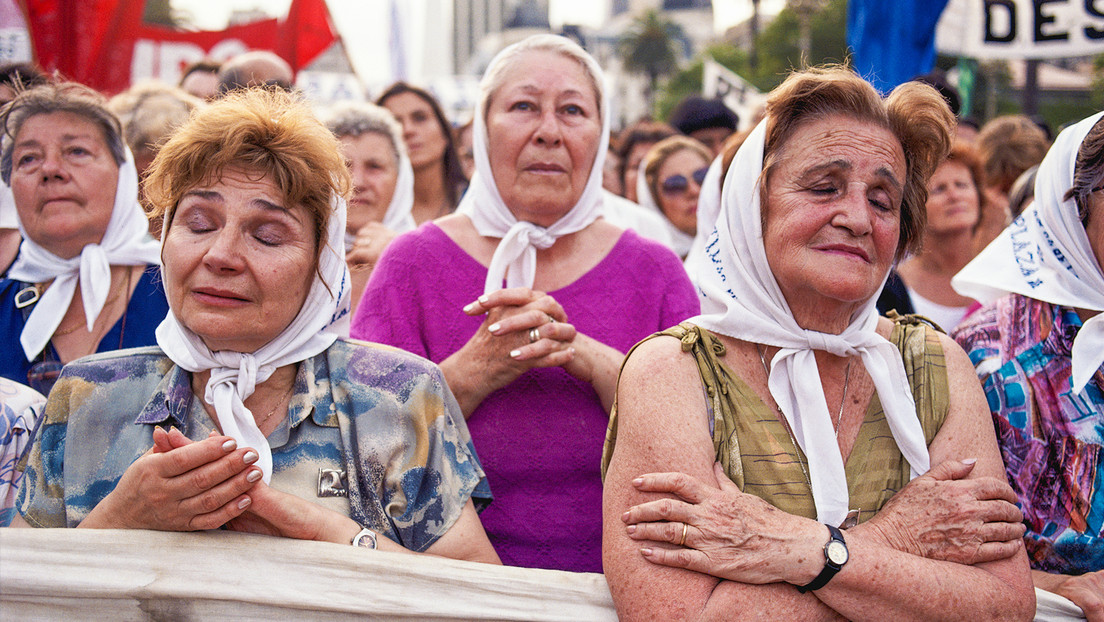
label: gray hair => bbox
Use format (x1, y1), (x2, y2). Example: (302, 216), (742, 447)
(478, 34), (605, 123)
(108, 80), (203, 164)
(323, 100), (405, 164)
(1, 81), (126, 184)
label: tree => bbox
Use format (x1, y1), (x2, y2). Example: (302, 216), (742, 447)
(619, 9), (684, 113)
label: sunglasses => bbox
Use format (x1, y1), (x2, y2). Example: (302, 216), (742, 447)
(660, 167), (709, 195)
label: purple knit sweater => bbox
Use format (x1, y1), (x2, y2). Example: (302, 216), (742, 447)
(351, 223), (699, 572)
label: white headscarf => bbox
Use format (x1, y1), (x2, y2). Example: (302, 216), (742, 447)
(634, 157), (695, 258)
(0, 180), (16, 229)
(953, 111), (1104, 395)
(456, 35), (610, 294)
(343, 150), (416, 252)
(691, 120), (930, 526)
(681, 155), (723, 304)
(8, 149), (161, 360)
(156, 194), (351, 484)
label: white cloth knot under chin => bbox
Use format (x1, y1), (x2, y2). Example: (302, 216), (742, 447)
(802, 330), (857, 357)
(511, 222), (557, 250)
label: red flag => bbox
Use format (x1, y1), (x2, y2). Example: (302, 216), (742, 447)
(20, 0), (337, 94)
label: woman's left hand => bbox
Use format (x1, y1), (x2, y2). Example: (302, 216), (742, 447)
(622, 462), (826, 586)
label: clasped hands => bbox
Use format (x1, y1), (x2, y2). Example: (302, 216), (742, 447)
(86, 427), (354, 543)
(621, 459), (1025, 585)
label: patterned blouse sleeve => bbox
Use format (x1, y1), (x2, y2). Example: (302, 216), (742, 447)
(15, 373), (76, 528)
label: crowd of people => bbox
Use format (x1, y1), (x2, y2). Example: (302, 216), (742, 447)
(0, 34), (1101, 620)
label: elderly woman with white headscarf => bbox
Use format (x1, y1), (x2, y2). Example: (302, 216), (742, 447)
(351, 34), (699, 572)
(324, 101), (415, 313)
(602, 67), (1034, 620)
(0, 82), (168, 396)
(952, 112), (1104, 618)
(13, 89), (499, 565)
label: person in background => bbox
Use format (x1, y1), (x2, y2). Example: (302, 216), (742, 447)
(877, 142), (988, 331)
(352, 34), (698, 572)
(975, 114), (1050, 252)
(178, 60), (221, 101)
(0, 82), (168, 395)
(636, 135), (712, 260)
(667, 95), (739, 157)
(0, 377), (44, 527)
(952, 111), (1104, 620)
(957, 116), (981, 144)
(455, 117), (476, 181)
(324, 101), (415, 312)
(377, 82), (467, 224)
(13, 88), (499, 567)
(0, 63), (49, 275)
(218, 51), (294, 94)
(602, 139), (622, 195)
(1007, 164), (1038, 220)
(615, 120), (676, 203)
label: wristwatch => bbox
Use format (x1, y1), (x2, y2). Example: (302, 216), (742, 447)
(796, 525), (848, 593)
(352, 527), (377, 549)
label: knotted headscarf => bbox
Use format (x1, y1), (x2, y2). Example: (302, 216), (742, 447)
(456, 35), (610, 294)
(343, 149), (416, 252)
(691, 120), (930, 526)
(953, 111), (1104, 395)
(8, 149), (160, 360)
(156, 194), (351, 483)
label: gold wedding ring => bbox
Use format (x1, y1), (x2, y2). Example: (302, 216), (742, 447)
(529, 327), (541, 343)
(678, 522), (688, 547)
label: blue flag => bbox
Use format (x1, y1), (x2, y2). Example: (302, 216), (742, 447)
(847, 0), (950, 94)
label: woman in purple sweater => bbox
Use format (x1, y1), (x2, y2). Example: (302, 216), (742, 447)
(350, 35), (698, 572)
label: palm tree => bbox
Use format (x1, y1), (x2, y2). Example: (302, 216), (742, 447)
(619, 9), (683, 112)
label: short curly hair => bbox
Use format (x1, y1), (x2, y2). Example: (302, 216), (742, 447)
(144, 88), (350, 261)
(761, 66), (955, 260)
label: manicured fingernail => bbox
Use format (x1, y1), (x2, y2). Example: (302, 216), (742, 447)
(478, 294), (489, 304)
(626, 524), (636, 534)
(243, 451), (258, 464)
(621, 511), (630, 522)
(238, 497), (251, 510)
(222, 439), (237, 452)
(488, 323), (501, 333)
(640, 548), (653, 557)
(463, 302), (477, 313)
(962, 458), (977, 465)
(246, 469), (262, 482)
(510, 349), (522, 358)
(632, 477), (643, 486)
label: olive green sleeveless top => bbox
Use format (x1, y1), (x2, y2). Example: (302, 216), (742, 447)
(601, 315), (949, 525)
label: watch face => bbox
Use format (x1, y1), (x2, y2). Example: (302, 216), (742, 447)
(826, 540), (848, 565)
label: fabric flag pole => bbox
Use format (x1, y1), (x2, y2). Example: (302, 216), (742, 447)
(846, 0), (950, 94)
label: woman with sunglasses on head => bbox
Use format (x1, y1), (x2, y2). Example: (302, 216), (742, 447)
(637, 136), (712, 260)
(0, 82), (168, 396)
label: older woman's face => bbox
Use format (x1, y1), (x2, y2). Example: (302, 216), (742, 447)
(10, 111), (120, 259)
(925, 160), (979, 235)
(1087, 190), (1104, 273)
(655, 148), (709, 236)
(762, 115), (905, 308)
(383, 92), (447, 171)
(161, 166), (316, 353)
(485, 50), (601, 226)
(339, 132), (399, 233)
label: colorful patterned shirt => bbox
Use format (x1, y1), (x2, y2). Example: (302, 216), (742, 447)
(952, 294), (1104, 574)
(0, 378), (45, 526)
(17, 339), (489, 552)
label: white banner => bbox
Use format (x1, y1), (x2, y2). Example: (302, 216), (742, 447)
(702, 57), (766, 132)
(937, 0), (1104, 60)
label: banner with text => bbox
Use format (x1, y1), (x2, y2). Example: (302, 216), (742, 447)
(702, 58), (766, 132)
(937, 0), (1104, 60)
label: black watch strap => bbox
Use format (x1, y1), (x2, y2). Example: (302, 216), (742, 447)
(796, 525), (848, 593)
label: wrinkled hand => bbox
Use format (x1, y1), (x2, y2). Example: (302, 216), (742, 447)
(86, 427), (263, 531)
(622, 463), (826, 586)
(1053, 571), (1104, 622)
(226, 480), (358, 544)
(452, 287), (576, 388)
(856, 459), (1025, 565)
(346, 222), (398, 272)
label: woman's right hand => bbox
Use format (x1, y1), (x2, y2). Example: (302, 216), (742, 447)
(852, 458), (1026, 565)
(79, 427), (263, 531)
(441, 287), (575, 416)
